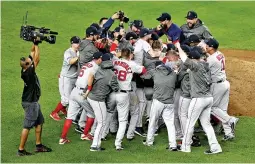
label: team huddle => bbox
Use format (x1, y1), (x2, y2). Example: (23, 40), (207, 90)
(48, 11), (239, 154)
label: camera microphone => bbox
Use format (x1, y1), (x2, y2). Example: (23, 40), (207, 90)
(49, 31), (58, 35)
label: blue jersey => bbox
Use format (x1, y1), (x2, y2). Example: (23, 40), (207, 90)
(157, 23), (183, 44)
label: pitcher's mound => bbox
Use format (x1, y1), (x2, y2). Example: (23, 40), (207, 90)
(223, 49), (255, 116)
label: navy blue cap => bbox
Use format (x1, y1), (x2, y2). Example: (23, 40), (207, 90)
(180, 45), (191, 53)
(139, 28), (152, 37)
(125, 32), (138, 40)
(133, 20), (143, 29)
(206, 38), (219, 49)
(192, 46), (204, 55)
(156, 13), (171, 21)
(93, 52), (103, 59)
(188, 34), (200, 43)
(185, 11), (198, 20)
(70, 36), (81, 44)
(86, 26), (99, 36)
(167, 43), (177, 51)
(113, 27), (122, 33)
(90, 23), (102, 34)
(102, 53), (111, 61)
(188, 50), (201, 59)
(151, 33), (159, 41)
(155, 61), (164, 67)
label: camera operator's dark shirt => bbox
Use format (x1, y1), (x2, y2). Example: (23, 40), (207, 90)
(21, 56), (41, 102)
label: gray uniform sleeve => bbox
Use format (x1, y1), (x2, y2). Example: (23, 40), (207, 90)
(184, 58), (200, 72)
(109, 74), (119, 92)
(79, 44), (98, 66)
(202, 25), (213, 40)
(141, 69), (155, 79)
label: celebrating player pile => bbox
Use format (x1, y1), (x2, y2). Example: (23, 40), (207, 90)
(45, 10), (240, 155)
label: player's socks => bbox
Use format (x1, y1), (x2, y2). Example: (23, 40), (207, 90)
(52, 102), (64, 114)
(83, 117), (95, 135)
(60, 106), (67, 115)
(61, 119), (72, 139)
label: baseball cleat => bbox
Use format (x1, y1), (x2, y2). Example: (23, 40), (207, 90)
(72, 120), (78, 125)
(101, 137), (107, 141)
(35, 144), (52, 153)
(75, 126), (84, 134)
(204, 149), (222, 155)
(60, 108), (67, 115)
(17, 150), (34, 156)
(222, 134), (235, 141)
(134, 127), (147, 137)
(59, 138), (71, 145)
(50, 113), (61, 121)
(166, 146), (178, 151)
(230, 117), (239, 134)
(81, 134), (93, 141)
(143, 140), (153, 146)
(90, 147), (105, 152)
(116, 146), (124, 151)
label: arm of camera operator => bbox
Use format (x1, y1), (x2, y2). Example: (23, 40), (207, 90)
(30, 43), (40, 68)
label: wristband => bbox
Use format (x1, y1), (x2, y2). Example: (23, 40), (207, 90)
(87, 85), (92, 91)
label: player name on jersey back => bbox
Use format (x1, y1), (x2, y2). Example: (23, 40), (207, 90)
(75, 61), (99, 89)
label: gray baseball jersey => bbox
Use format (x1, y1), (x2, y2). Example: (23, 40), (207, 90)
(177, 64), (191, 98)
(78, 39), (98, 67)
(60, 47), (78, 78)
(142, 66), (177, 104)
(184, 58), (212, 98)
(206, 51), (226, 83)
(88, 60), (119, 102)
(180, 19), (213, 41)
(134, 39), (151, 66)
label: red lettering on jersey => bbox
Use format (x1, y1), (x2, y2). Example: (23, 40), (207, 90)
(114, 61), (132, 72)
(216, 54), (224, 61)
(79, 62), (93, 77)
(216, 54), (225, 71)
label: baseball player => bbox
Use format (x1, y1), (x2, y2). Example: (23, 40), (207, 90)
(87, 53), (119, 151)
(113, 48), (146, 150)
(58, 52), (103, 144)
(205, 38), (239, 140)
(142, 61), (177, 151)
(181, 11), (213, 42)
(50, 36), (81, 121)
(126, 20), (144, 35)
(175, 42), (222, 154)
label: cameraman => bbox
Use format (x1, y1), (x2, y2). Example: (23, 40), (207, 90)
(18, 41), (52, 156)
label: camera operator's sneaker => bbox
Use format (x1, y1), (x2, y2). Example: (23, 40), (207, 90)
(50, 113), (61, 121)
(35, 144), (52, 153)
(17, 150), (34, 156)
(59, 138), (71, 145)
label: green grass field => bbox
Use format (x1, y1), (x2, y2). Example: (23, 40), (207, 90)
(2, 1), (255, 163)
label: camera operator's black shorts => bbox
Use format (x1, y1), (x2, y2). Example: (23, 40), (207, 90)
(21, 102), (44, 129)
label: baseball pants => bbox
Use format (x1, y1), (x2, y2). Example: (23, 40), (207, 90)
(78, 109), (87, 128)
(146, 99), (176, 148)
(127, 90), (139, 139)
(210, 81), (233, 135)
(66, 87), (94, 121)
(181, 97), (222, 153)
(136, 88), (147, 128)
(173, 88), (182, 138)
(144, 87), (154, 118)
(59, 75), (76, 106)
(87, 97), (107, 148)
(178, 96), (191, 136)
(115, 91), (130, 148)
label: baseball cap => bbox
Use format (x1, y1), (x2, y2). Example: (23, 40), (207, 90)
(139, 28), (152, 38)
(70, 36), (81, 44)
(180, 45), (191, 53)
(90, 23), (102, 34)
(155, 61), (164, 67)
(86, 26), (99, 36)
(188, 50), (201, 59)
(167, 43), (177, 51)
(113, 27), (121, 33)
(93, 52), (103, 59)
(151, 33), (159, 41)
(133, 20), (143, 29)
(205, 38), (219, 49)
(102, 53), (111, 61)
(125, 32), (138, 40)
(188, 34), (200, 44)
(156, 13), (171, 21)
(185, 11), (198, 20)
